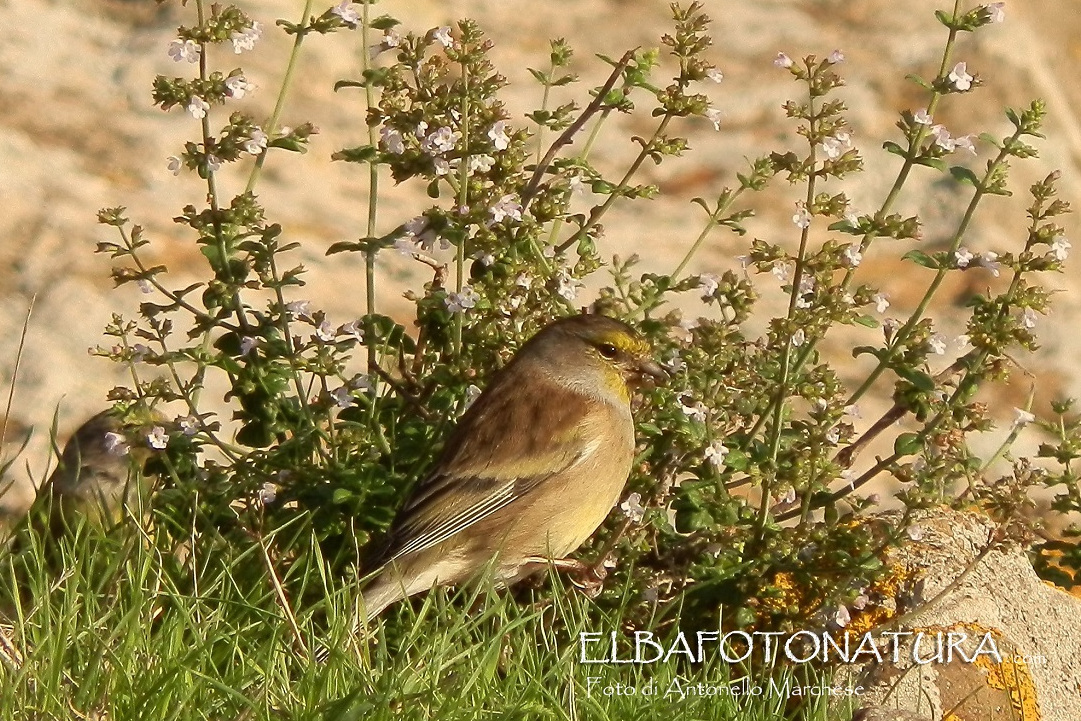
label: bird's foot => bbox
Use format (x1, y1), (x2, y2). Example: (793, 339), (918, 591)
(523, 556), (608, 598)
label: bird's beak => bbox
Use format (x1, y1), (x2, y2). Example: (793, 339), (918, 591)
(634, 358), (669, 385)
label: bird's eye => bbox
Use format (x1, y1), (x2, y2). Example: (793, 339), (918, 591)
(597, 343), (619, 359)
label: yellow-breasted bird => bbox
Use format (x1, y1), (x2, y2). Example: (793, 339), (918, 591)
(361, 313), (666, 621)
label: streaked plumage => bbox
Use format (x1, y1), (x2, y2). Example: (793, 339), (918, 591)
(361, 313), (665, 620)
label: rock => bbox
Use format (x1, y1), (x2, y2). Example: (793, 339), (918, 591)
(853, 707), (934, 721)
(849, 508), (1081, 721)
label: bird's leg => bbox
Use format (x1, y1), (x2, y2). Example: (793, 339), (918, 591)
(522, 556), (608, 598)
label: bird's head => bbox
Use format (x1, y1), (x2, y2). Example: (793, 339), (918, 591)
(520, 314), (667, 403)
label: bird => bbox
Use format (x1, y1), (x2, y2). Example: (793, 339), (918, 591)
(35, 409), (150, 534)
(360, 313), (666, 621)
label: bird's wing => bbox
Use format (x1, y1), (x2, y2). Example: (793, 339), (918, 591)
(378, 374), (597, 564)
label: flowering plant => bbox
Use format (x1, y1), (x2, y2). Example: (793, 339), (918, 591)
(88, 0), (1076, 639)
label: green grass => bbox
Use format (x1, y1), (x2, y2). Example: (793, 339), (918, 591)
(0, 522), (857, 720)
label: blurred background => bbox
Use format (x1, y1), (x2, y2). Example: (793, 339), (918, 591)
(1, 0), (1077, 519)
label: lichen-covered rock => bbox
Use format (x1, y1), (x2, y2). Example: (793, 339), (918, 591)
(850, 508), (1081, 721)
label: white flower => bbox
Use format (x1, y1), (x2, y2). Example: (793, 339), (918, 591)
(239, 336), (259, 356)
(619, 492), (645, 523)
(792, 204), (812, 229)
(489, 194), (523, 224)
(985, 2), (1005, 23)
(843, 245), (862, 267)
(331, 1), (360, 24)
(948, 61), (973, 91)
(350, 374), (373, 392)
(852, 594), (869, 610)
(469, 154), (495, 172)
(225, 75), (254, 99)
(833, 605), (851, 628)
(820, 131), (853, 160)
(1021, 307), (1038, 329)
(883, 318), (901, 339)
(488, 120), (511, 151)
(433, 157), (453, 176)
(230, 21), (262, 54)
(393, 237), (419, 256)
(954, 247), (974, 268)
(331, 386), (356, 409)
(258, 482), (278, 505)
(929, 333), (947, 355)
(463, 384), (483, 409)
(315, 320), (335, 342)
(286, 300), (312, 320)
(680, 400), (708, 423)
(1051, 235), (1071, 261)
(828, 49), (845, 64)
(138, 280), (153, 294)
(515, 273), (533, 289)
(378, 126), (404, 154)
(956, 334), (972, 349)
(186, 96), (210, 120)
(954, 135), (977, 155)
(1013, 407), (1036, 427)
(131, 343), (152, 363)
(404, 216), (446, 251)
(978, 250), (1001, 277)
(179, 415), (199, 436)
(843, 404), (861, 418)
(556, 270), (582, 301)
(147, 426), (169, 450)
(913, 108), (933, 125)
(568, 174), (587, 195)
(771, 261), (792, 283)
(706, 68), (724, 83)
(929, 124), (955, 152)
(704, 440), (729, 468)
(472, 250), (495, 267)
(167, 155), (182, 176)
(704, 107), (722, 131)
(826, 426), (841, 445)
(383, 30), (402, 48)
(698, 273), (719, 300)
(168, 39), (201, 64)
(433, 25), (453, 48)
(445, 285), (479, 314)
(873, 293), (890, 313)
(795, 275), (815, 309)
(907, 524), (925, 541)
(103, 431), (129, 457)
(791, 329), (806, 347)
(774, 52), (793, 68)
(205, 154), (222, 172)
(243, 129), (268, 155)
(421, 126), (460, 156)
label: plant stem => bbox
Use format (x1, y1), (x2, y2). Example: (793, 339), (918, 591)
(245, 0), (315, 194)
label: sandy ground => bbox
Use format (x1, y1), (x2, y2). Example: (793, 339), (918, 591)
(1, 0), (1078, 516)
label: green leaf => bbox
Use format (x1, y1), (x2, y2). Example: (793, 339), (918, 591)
(852, 345), (883, 360)
(853, 315), (879, 329)
(894, 432), (923, 456)
(949, 166), (980, 187)
(895, 366), (936, 392)
(527, 67), (547, 84)
(333, 80), (367, 92)
(327, 241), (364, 255)
(370, 14), (399, 30)
(905, 73), (932, 90)
(902, 250), (939, 269)
(723, 448), (749, 472)
(978, 132), (1002, 149)
(331, 145), (379, 163)
(882, 141), (908, 158)
(916, 156), (948, 172)
(268, 137), (308, 153)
